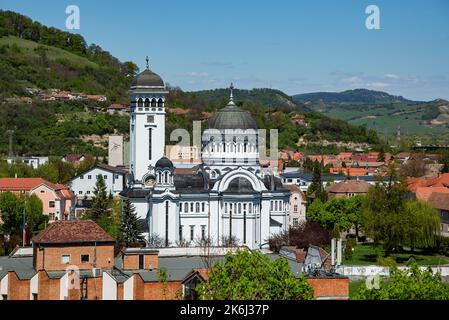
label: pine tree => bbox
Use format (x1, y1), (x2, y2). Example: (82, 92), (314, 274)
(307, 160), (327, 203)
(84, 175), (111, 222)
(120, 198), (142, 247)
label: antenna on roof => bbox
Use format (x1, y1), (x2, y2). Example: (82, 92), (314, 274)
(145, 56), (149, 70)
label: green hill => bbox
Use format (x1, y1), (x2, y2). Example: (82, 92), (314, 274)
(293, 89), (449, 143)
(0, 10), (138, 102)
(293, 89), (419, 105)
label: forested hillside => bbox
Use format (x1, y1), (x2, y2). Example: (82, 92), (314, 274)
(0, 10), (384, 158)
(0, 10), (138, 102)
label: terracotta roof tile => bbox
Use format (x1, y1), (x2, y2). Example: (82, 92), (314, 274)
(326, 180), (371, 194)
(416, 187), (449, 202)
(31, 220), (115, 244)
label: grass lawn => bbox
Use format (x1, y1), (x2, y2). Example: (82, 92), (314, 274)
(343, 243), (449, 266)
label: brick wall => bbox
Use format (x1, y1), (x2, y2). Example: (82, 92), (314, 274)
(34, 244), (114, 271)
(131, 274), (181, 300)
(37, 270), (60, 300)
(123, 253), (159, 270)
(117, 283), (124, 300)
(307, 277), (349, 300)
(7, 272), (30, 300)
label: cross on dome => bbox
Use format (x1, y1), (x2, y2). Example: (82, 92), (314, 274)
(229, 82), (234, 102)
(145, 56), (149, 70)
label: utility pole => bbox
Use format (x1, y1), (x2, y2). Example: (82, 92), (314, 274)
(7, 129), (14, 157)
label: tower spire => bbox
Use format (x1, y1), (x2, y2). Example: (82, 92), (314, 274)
(229, 82), (234, 102)
(145, 56), (149, 70)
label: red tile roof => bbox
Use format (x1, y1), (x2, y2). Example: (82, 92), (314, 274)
(326, 180), (371, 194)
(31, 220), (115, 244)
(408, 173), (449, 191)
(416, 187), (449, 202)
(63, 153), (85, 162)
(0, 177), (57, 191)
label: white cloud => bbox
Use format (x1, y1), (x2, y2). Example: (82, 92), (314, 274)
(384, 74), (399, 80)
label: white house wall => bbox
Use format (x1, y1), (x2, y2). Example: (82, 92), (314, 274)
(102, 272), (117, 300)
(70, 167), (124, 197)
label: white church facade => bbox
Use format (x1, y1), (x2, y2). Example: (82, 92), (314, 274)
(121, 60), (290, 249)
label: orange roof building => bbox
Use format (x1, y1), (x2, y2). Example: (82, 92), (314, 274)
(0, 177), (76, 222)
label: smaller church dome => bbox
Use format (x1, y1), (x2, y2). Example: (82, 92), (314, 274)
(131, 57), (164, 88)
(131, 69), (164, 88)
(155, 156), (174, 169)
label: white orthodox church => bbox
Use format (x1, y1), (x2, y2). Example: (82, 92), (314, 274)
(121, 61), (290, 249)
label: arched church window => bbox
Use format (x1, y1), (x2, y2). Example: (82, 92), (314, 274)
(201, 202), (205, 212)
(230, 203), (233, 213)
(244, 136), (248, 152)
(225, 203), (228, 213)
(151, 98), (157, 108)
(190, 203), (194, 212)
(164, 171), (168, 184)
(179, 203), (183, 212)
(275, 201), (278, 211)
(238, 203), (241, 214)
(279, 201), (283, 211)
(270, 201), (273, 211)
(184, 203), (188, 212)
(243, 203), (247, 213)
(137, 98), (143, 108)
(157, 172), (161, 183)
(144, 98), (150, 108)
(157, 98), (163, 108)
(195, 203), (200, 213)
(249, 203), (253, 213)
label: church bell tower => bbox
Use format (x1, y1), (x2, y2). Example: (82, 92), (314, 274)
(129, 57), (167, 185)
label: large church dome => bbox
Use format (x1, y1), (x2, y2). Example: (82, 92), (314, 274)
(205, 85), (258, 130)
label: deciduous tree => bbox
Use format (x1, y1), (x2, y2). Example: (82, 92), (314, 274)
(196, 249), (314, 300)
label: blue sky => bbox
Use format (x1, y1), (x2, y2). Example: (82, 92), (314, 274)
(1, 0), (449, 100)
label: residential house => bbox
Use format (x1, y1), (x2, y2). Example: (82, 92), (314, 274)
(0, 178), (75, 221)
(6, 156), (49, 169)
(69, 163), (127, 198)
(283, 184), (307, 226)
(106, 104), (128, 114)
(325, 179), (371, 198)
(407, 173), (449, 192)
(62, 154), (86, 167)
(280, 172), (346, 192)
(427, 193), (449, 237)
(290, 114), (306, 126)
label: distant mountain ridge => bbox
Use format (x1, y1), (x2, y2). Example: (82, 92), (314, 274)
(293, 89), (420, 105)
(189, 87), (311, 113)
